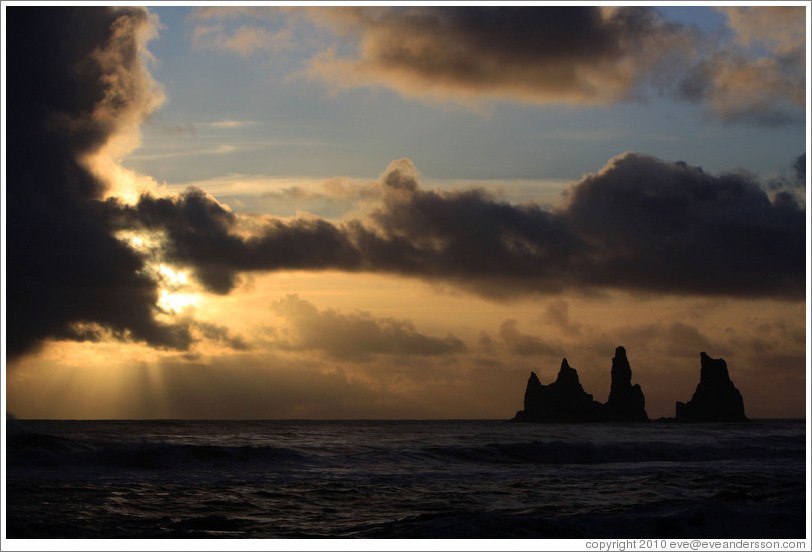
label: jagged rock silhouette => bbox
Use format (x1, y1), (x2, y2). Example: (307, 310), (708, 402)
(604, 346), (648, 422)
(513, 358), (604, 422)
(675, 352), (747, 422)
(512, 347), (748, 423)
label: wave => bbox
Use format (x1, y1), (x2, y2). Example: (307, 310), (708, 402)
(420, 437), (804, 466)
(7, 431), (307, 471)
(6, 420), (805, 539)
(348, 497), (808, 539)
(7, 425), (803, 473)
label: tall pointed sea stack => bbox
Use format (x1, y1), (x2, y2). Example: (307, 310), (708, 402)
(513, 358), (603, 422)
(675, 352), (747, 422)
(604, 346), (648, 421)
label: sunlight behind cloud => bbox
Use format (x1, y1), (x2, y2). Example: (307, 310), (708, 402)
(87, 152), (167, 204)
(5, 6), (806, 424)
(78, 10), (167, 205)
(159, 264), (189, 286)
(155, 264), (201, 314)
(158, 290), (200, 314)
(116, 229), (164, 256)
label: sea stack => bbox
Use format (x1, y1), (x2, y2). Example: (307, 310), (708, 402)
(675, 352), (747, 422)
(603, 346), (648, 422)
(513, 358), (603, 422)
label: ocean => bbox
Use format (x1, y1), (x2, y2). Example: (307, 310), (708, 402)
(4, 418), (807, 539)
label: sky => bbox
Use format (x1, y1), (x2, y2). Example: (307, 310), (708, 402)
(2, 3), (809, 420)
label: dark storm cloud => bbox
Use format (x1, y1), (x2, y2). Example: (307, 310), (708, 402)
(561, 153), (805, 297)
(308, 6), (687, 105)
(106, 160), (579, 296)
(300, 6), (805, 125)
(5, 7), (191, 359)
(111, 154), (805, 303)
(107, 188), (364, 294)
(354, 159), (584, 293)
(353, 155), (804, 299)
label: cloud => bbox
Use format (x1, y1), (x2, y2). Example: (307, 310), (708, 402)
(260, 177), (379, 205)
(304, 6), (689, 106)
(678, 55), (804, 126)
(767, 153), (806, 193)
(661, 323), (715, 358)
(358, 155), (804, 298)
(204, 120), (258, 128)
(192, 321), (250, 352)
(720, 6), (805, 60)
(191, 5), (801, 125)
(108, 187), (364, 293)
(109, 153), (804, 304)
(192, 22), (291, 56)
(353, 159), (583, 295)
(270, 295), (465, 362)
(6, 9), (805, 359)
(675, 6), (805, 126)
(161, 175), (377, 214)
(162, 123), (197, 137)
(497, 319), (563, 357)
(174, 6), (807, 125)
(191, 6), (282, 21)
(544, 300), (583, 336)
(5, 7), (192, 359)
(561, 153), (805, 297)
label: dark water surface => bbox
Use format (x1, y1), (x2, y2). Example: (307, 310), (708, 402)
(5, 419), (806, 538)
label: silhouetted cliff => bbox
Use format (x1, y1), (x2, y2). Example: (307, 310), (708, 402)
(675, 352), (747, 422)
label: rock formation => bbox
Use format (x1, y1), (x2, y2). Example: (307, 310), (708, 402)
(512, 346), (647, 423)
(604, 346), (648, 422)
(513, 358), (604, 422)
(675, 352), (747, 422)
(512, 347), (748, 423)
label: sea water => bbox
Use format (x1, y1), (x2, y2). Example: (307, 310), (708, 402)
(4, 418), (806, 538)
